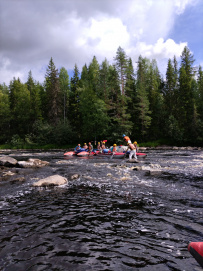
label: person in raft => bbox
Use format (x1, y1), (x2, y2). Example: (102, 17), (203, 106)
(123, 134), (132, 144)
(101, 141), (106, 150)
(88, 142), (93, 154)
(97, 142), (101, 151)
(127, 142), (137, 160)
(83, 143), (88, 149)
(74, 144), (81, 151)
(112, 144), (117, 154)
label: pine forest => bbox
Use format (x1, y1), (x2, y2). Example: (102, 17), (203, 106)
(0, 46), (203, 147)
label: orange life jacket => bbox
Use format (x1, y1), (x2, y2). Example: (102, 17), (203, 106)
(124, 136), (130, 142)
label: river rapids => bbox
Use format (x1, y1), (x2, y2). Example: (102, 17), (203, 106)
(0, 149), (202, 271)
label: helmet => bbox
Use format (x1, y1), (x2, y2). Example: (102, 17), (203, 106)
(113, 144), (117, 147)
(133, 141), (137, 144)
(84, 143), (87, 145)
(97, 142), (100, 144)
(122, 134), (126, 137)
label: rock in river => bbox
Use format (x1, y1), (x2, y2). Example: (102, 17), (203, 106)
(33, 175), (68, 187)
(0, 156), (18, 167)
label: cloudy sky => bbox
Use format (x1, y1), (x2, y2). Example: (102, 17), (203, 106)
(0, 0), (202, 85)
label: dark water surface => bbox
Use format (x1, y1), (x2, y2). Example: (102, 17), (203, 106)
(0, 149), (203, 271)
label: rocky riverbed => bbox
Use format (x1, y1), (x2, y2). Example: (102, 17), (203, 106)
(0, 148), (203, 270)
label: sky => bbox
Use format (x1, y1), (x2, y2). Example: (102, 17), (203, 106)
(0, 0), (202, 85)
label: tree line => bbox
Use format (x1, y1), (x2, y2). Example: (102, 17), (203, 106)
(0, 46), (203, 146)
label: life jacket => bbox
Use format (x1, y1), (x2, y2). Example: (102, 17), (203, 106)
(112, 146), (117, 152)
(124, 136), (130, 142)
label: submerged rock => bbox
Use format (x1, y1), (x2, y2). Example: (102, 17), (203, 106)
(18, 158), (49, 168)
(33, 175), (68, 187)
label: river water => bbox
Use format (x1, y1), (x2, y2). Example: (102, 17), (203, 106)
(0, 149), (202, 271)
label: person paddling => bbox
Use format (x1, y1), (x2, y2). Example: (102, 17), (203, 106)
(74, 144), (81, 151)
(112, 144), (117, 153)
(88, 142), (93, 154)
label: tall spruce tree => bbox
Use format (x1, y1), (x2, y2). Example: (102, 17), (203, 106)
(178, 46), (196, 142)
(0, 83), (10, 142)
(45, 58), (61, 125)
(114, 46), (128, 95)
(9, 78), (30, 136)
(59, 67), (70, 123)
(147, 59), (163, 139)
(26, 71), (42, 128)
(69, 64), (81, 138)
(88, 56), (100, 95)
(135, 56), (151, 140)
(99, 58), (110, 103)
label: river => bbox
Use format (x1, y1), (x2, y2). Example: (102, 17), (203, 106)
(0, 149), (202, 271)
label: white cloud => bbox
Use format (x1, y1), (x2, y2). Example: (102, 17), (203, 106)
(0, 0), (201, 84)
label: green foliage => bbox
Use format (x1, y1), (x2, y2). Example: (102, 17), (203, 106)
(0, 48), (202, 147)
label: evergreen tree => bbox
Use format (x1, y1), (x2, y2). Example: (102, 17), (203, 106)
(114, 46), (128, 95)
(125, 58), (136, 133)
(99, 58), (110, 103)
(79, 85), (109, 142)
(69, 64), (82, 139)
(26, 71), (42, 128)
(107, 65), (132, 142)
(9, 78), (30, 136)
(135, 56), (151, 140)
(148, 59), (164, 139)
(45, 57), (61, 125)
(88, 56), (100, 95)
(59, 67), (70, 123)
(196, 66), (203, 143)
(178, 46), (196, 142)
(0, 83), (10, 142)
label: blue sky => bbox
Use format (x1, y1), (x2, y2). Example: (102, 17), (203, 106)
(0, 0), (202, 85)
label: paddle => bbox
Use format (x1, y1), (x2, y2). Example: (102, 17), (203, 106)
(110, 152), (115, 159)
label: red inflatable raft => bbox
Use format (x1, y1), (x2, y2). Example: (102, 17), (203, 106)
(188, 242), (203, 268)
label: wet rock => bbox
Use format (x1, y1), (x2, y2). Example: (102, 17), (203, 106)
(70, 174), (80, 180)
(10, 177), (26, 183)
(126, 159), (139, 163)
(145, 170), (162, 176)
(0, 156), (18, 167)
(33, 175), (68, 187)
(18, 158), (49, 168)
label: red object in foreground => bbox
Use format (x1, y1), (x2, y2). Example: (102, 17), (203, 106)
(188, 242), (203, 268)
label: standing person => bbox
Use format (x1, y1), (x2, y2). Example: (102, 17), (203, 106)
(74, 144), (81, 151)
(123, 134), (131, 144)
(88, 142), (93, 154)
(133, 141), (138, 152)
(127, 142), (137, 160)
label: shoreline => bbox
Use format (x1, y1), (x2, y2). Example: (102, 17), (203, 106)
(0, 146), (202, 153)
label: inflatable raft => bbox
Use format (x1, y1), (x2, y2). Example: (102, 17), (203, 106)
(188, 242), (203, 268)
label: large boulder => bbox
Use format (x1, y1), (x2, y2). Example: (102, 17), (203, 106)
(18, 158), (49, 168)
(0, 156), (18, 167)
(33, 175), (68, 187)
